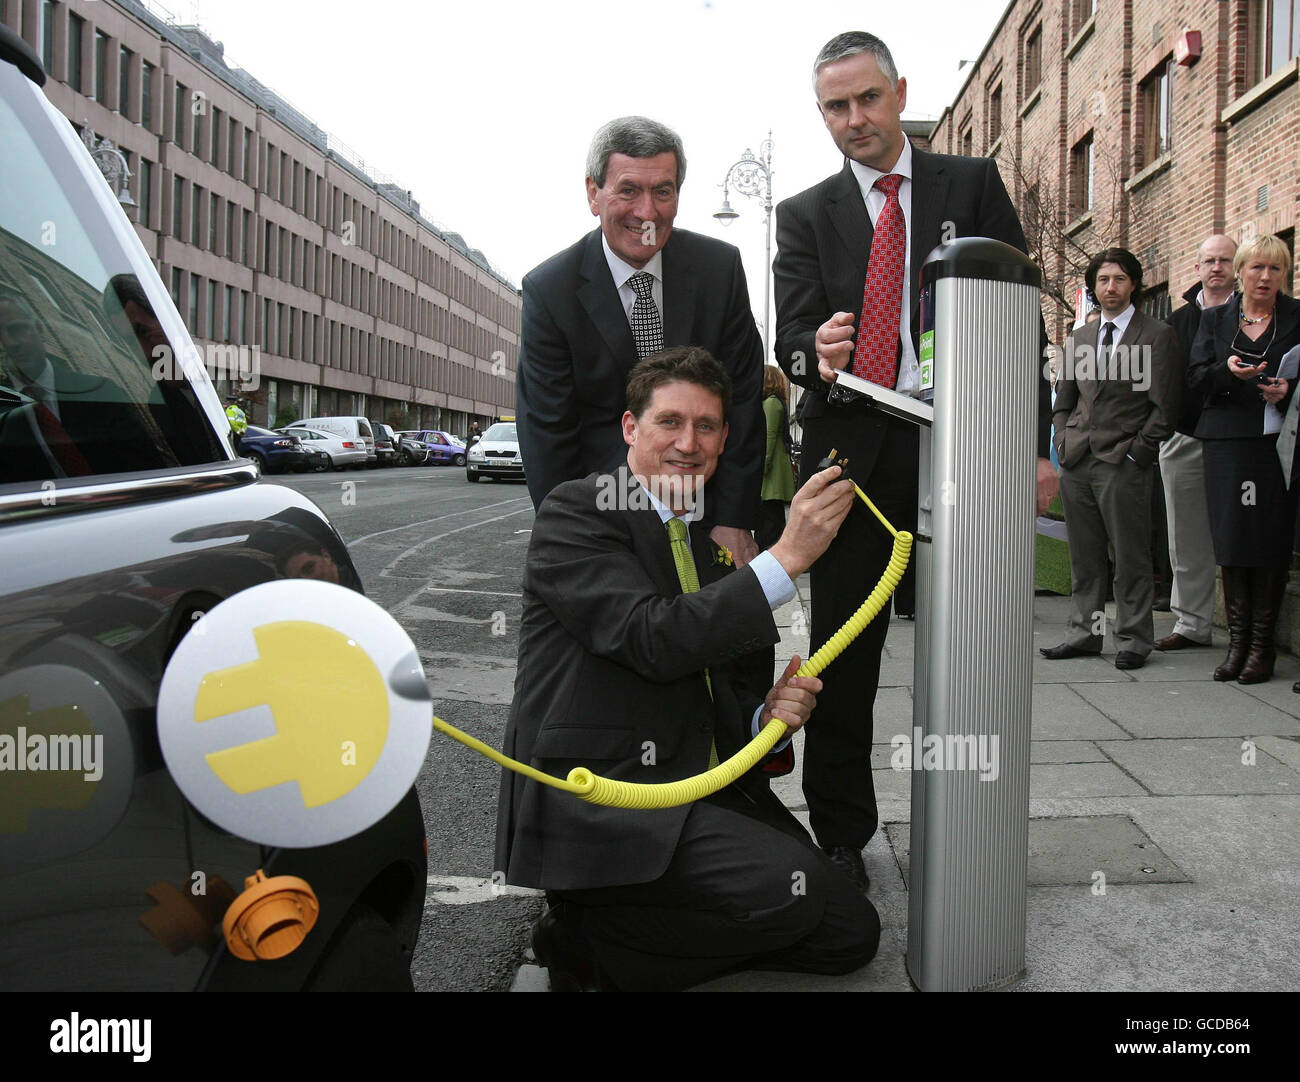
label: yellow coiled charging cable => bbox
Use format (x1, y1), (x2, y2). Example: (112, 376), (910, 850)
(433, 460), (912, 810)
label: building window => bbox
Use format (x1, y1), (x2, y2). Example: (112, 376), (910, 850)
(192, 184), (203, 247)
(206, 280), (216, 339)
(1069, 133), (1094, 218)
(40, 1), (54, 74)
(226, 199), (237, 260)
(987, 82), (1003, 145)
(242, 129), (253, 184)
(1023, 182), (1041, 245)
(138, 159), (152, 229)
(227, 116), (237, 174)
(210, 107), (221, 166)
(172, 175), (184, 237)
(66, 14), (83, 92)
(188, 276), (199, 331)
(1248, 0), (1299, 82)
(959, 120), (973, 157)
(119, 46), (132, 118)
(209, 192), (219, 251)
(173, 82), (185, 144)
(1070, 0), (1096, 36)
(1138, 58), (1174, 168)
(92, 31), (107, 104)
(1140, 283), (1171, 321)
(1023, 23), (1042, 94)
(141, 61), (153, 127)
(171, 267), (182, 305)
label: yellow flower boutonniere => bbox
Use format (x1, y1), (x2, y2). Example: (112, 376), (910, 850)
(713, 544), (734, 568)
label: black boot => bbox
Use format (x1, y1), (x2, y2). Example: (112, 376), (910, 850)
(1214, 566), (1252, 681)
(1239, 568), (1289, 684)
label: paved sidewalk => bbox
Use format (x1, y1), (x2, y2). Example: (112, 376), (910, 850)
(695, 585), (1300, 992)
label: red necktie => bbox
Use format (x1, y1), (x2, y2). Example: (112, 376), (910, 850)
(850, 173), (906, 388)
(26, 392), (92, 477)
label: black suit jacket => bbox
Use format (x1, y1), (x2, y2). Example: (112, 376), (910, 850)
(1166, 283), (1222, 436)
(494, 467), (785, 892)
(1188, 292), (1300, 440)
(515, 227), (765, 528)
(772, 150), (1051, 465)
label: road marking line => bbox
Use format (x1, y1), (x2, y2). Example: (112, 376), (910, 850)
(422, 587), (524, 598)
(425, 874), (543, 905)
(384, 506), (534, 591)
(348, 495), (532, 546)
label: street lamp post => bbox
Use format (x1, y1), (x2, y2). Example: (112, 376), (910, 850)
(713, 133), (773, 362)
(80, 121), (137, 217)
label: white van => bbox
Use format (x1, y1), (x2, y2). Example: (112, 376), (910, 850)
(287, 416), (376, 465)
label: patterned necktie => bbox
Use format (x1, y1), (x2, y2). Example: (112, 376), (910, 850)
(850, 173), (906, 387)
(666, 517), (718, 769)
(628, 271), (664, 359)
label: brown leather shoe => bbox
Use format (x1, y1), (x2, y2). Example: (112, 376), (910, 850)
(1214, 566), (1252, 681)
(1154, 632), (1210, 651)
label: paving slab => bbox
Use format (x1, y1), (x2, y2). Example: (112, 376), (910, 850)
(1031, 684), (1131, 740)
(1071, 681), (1300, 737)
(1099, 738), (1300, 795)
(1030, 740), (1106, 764)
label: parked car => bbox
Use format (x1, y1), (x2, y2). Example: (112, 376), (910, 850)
(279, 426), (367, 470)
(390, 431), (429, 466)
(370, 422), (398, 467)
(465, 421), (524, 482)
(238, 425), (310, 475)
(0, 26), (425, 991)
(284, 417), (376, 467)
(401, 430), (467, 467)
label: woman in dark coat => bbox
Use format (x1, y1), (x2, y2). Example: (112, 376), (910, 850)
(1186, 235), (1300, 684)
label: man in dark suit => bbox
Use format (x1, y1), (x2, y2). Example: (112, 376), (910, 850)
(516, 116), (765, 567)
(1041, 247), (1178, 669)
(496, 347), (879, 992)
(773, 31), (1056, 889)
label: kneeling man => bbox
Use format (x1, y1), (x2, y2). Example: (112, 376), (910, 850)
(495, 346), (880, 991)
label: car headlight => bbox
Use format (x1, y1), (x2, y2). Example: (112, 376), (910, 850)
(469, 449), (486, 461)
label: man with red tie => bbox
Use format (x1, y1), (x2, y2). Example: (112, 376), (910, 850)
(773, 31), (1055, 891)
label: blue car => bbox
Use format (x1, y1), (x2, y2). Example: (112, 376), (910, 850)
(400, 430), (467, 466)
(238, 425), (310, 474)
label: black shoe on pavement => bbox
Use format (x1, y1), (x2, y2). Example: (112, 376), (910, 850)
(1039, 642), (1102, 660)
(821, 845), (869, 892)
(532, 903), (609, 992)
(1115, 651), (1146, 670)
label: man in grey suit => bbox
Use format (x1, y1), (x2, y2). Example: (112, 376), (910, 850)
(1041, 248), (1179, 669)
(496, 347), (879, 991)
(515, 116), (764, 567)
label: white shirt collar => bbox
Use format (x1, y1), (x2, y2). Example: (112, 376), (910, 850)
(1099, 304), (1136, 339)
(848, 135), (913, 201)
(601, 232), (664, 291)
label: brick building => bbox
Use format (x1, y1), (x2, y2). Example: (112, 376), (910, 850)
(931, 0), (1298, 342)
(2, 0), (520, 433)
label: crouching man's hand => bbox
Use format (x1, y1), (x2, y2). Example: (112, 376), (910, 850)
(760, 654), (821, 732)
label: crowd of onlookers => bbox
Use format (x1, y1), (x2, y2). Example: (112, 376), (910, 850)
(1040, 233), (1299, 688)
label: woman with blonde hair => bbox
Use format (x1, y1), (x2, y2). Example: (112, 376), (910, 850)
(1186, 234), (1300, 683)
(756, 364), (797, 550)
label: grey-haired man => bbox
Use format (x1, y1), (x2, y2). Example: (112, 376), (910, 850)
(515, 116), (765, 566)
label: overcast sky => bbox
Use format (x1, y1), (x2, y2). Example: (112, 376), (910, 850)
(163, 0), (1010, 327)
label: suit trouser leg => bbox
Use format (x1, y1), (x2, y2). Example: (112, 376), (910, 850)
(1159, 433), (1216, 641)
(800, 417), (918, 849)
(1100, 458), (1155, 654)
(555, 793), (880, 992)
(1058, 459), (1110, 648)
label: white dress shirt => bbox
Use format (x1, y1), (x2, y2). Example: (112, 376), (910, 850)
(849, 137), (919, 394)
(602, 234), (665, 324)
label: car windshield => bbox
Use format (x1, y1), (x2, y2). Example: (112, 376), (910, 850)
(0, 64), (227, 487)
(483, 423), (516, 441)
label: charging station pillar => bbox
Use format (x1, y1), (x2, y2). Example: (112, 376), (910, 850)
(905, 238), (1042, 991)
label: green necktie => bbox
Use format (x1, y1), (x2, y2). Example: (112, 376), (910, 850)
(666, 517), (718, 769)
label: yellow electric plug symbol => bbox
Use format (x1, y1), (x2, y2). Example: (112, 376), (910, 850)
(0, 695), (98, 833)
(195, 621), (388, 807)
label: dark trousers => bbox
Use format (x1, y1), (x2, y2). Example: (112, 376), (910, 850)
(555, 787), (879, 992)
(800, 409), (919, 848)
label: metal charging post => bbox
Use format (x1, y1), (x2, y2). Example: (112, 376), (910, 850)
(906, 237), (1041, 990)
